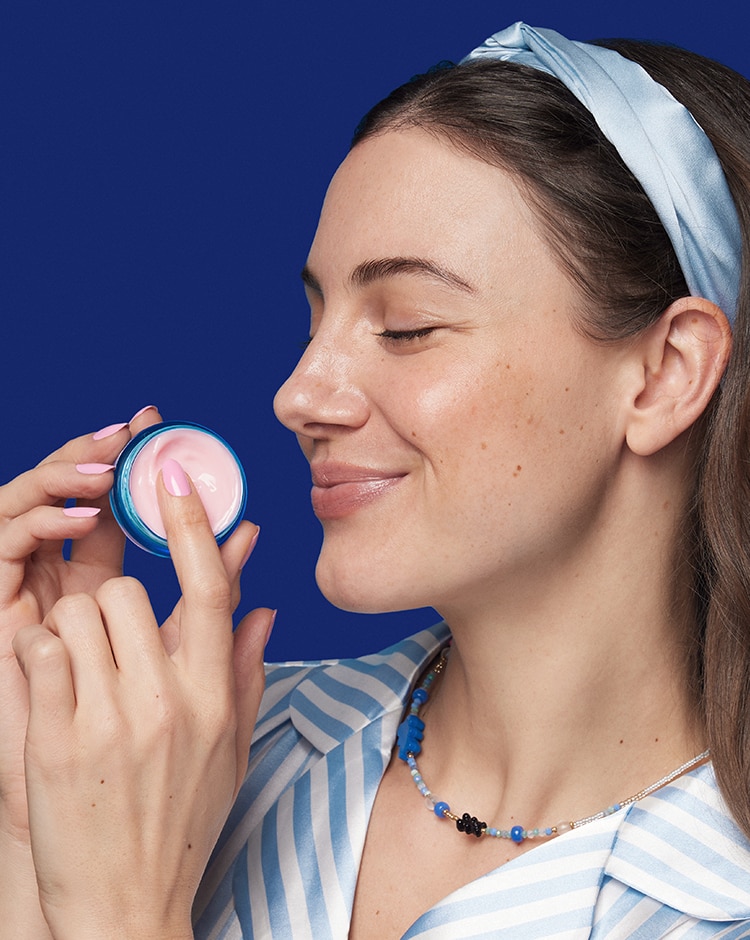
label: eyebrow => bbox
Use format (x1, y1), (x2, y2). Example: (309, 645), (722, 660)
(300, 256), (476, 295)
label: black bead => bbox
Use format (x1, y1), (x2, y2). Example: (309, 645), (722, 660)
(456, 812), (486, 837)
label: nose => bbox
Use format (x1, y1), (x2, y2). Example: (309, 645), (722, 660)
(273, 336), (370, 437)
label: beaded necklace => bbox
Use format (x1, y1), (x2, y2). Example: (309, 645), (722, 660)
(396, 645), (710, 845)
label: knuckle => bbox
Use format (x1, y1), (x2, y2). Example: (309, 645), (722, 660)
(95, 575), (145, 608)
(23, 630), (66, 669)
(151, 696), (178, 730)
(84, 703), (123, 747)
(144, 684), (181, 728)
(143, 698), (192, 752)
(194, 574), (233, 612)
(32, 460), (71, 501)
(52, 591), (97, 621)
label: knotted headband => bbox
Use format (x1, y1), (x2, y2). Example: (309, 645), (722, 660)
(461, 22), (741, 322)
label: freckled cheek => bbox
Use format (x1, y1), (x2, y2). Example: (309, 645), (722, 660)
(407, 377), (537, 472)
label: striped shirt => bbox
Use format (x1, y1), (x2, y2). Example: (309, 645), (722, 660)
(193, 623), (750, 938)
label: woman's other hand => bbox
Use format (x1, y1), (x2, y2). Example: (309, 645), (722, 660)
(0, 407), (160, 937)
(13, 458), (272, 940)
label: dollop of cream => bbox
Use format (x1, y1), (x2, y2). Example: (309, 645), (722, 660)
(129, 427), (243, 537)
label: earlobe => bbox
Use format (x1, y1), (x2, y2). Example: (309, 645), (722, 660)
(625, 297), (732, 457)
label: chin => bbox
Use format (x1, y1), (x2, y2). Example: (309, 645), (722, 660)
(314, 557), (428, 615)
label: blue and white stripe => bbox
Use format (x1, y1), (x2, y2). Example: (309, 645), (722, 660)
(193, 623), (750, 938)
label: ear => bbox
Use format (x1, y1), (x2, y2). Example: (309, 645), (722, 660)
(625, 297), (732, 457)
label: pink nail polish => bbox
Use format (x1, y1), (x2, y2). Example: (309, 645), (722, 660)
(93, 422), (127, 441)
(63, 506), (102, 518)
(162, 458), (191, 497)
(129, 405), (158, 422)
(76, 463), (116, 474)
(239, 527), (261, 569)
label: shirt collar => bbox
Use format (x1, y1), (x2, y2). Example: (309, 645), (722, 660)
(605, 761), (750, 921)
(287, 622), (450, 755)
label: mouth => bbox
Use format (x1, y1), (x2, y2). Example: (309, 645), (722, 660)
(310, 463), (406, 520)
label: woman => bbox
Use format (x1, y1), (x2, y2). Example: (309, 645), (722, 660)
(3, 22), (750, 939)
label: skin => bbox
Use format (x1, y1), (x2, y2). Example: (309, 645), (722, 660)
(274, 128), (729, 939)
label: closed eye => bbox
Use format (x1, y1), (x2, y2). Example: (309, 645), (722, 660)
(377, 327), (436, 344)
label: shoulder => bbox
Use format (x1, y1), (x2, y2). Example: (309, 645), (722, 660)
(595, 762), (750, 934)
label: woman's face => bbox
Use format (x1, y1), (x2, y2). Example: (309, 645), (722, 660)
(273, 128), (630, 616)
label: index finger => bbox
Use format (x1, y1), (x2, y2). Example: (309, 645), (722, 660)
(2, 407), (163, 519)
(158, 459), (236, 679)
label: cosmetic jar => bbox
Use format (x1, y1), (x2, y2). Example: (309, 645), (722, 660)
(110, 421), (247, 557)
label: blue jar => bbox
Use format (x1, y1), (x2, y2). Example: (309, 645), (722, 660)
(110, 421), (248, 557)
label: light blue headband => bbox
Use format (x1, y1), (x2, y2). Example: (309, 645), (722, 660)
(461, 22), (742, 322)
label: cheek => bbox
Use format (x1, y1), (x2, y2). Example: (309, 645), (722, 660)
(409, 357), (602, 514)
(404, 358), (540, 468)
(400, 356), (504, 432)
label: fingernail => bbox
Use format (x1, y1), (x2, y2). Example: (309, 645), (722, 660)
(162, 458), (191, 497)
(76, 463), (116, 474)
(63, 506), (102, 518)
(239, 526), (261, 569)
(93, 422), (127, 440)
(129, 404), (157, 422)
(265, 609), (278, 648)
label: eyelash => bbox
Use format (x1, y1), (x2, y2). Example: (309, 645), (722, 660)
(299, 327), (436, 350)
(377, 327), (436, 343)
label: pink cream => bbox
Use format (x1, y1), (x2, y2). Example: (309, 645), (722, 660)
(129, 427), (244, 538)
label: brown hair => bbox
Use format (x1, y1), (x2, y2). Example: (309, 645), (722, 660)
(352, 45), (750, 836)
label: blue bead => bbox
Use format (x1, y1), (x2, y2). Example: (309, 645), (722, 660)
(510, 825), (525, 844)
(412, 688), (428, 704)
(396, 714), (425, 760)
(545, 828), (553, 836)
(434, 801), (450, 818)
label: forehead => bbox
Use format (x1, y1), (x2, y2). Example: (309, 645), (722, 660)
(306, 127), (551, 287)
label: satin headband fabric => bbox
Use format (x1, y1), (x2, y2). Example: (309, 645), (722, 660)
(461, 22), (741, 323)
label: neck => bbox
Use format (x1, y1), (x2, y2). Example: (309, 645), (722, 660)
(421, 475), (703, 830)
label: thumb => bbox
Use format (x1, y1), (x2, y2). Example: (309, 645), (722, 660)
(231, 607), (275, 793)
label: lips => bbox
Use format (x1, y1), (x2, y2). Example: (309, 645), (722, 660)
(310, 462), (406, 519)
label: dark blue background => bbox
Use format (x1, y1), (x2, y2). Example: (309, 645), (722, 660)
(2, 1), (747, 661)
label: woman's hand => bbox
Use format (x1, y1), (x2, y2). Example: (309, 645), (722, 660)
(13, 458), (272, 940)
(0, 408), (161, 938)
(0, 409), (161, 840)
